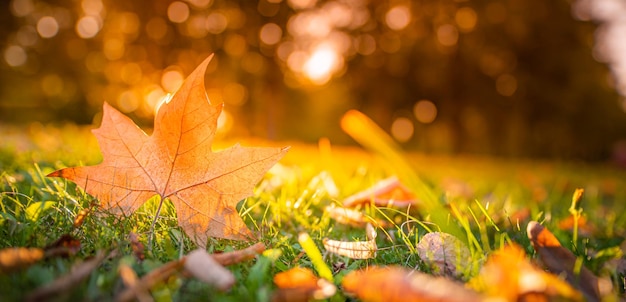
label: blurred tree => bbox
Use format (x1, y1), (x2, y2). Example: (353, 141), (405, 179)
(1, 0), (624, 160)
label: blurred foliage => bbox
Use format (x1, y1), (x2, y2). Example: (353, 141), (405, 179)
(1, 0), (626, 160)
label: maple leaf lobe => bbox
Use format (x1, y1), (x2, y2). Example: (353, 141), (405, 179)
(48, 55), (288, 246)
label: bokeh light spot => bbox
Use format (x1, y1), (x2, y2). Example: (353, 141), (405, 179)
(455, 7), (477, 32)
(144, 85), (166, 113)
(206, 12), (228, 34)
(391, 117), (414, 142)
(146, 17), (169, 40)
(496, 74), (518, 96)
(223, 82), (248, 106)
(217, 109), (233, 134)
(187, 0), (212, 9)
(260, 23), (282, 45)
(103, 38), (125, 60)
(118, 90), (140, 113)
(11, 0), (34, 17)
(437, 24), (458, 46)
(288, 0), (317, 10)
(16, 26), (38, 47)
(241, 52), (266, 74)
(485, 2), (507, 24)
(4, 45), (27, 67)
(161, 68), (184, 92)
(82, 0), (104, 16)
(386, 6), (411, 31)
(76, 16), (101, 38)
(168, 1), (190, 24)
(224, 34), (248, 57)
(120, 63), (142, 85)
(304, 45), (340, 85)
(414, 100), (438, 124)
(37, 16), (60, 38)
(355, 34), (376, 55)
(41, 74), (64, 96)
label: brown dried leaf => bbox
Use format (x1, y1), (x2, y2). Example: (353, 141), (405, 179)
(272, 267), (336, 302)
(0, 247), (44, 273)
(129, 232), (145, 262)
(416, 232), (470, 277)
(342, 266), (482, 302)
(48, 55), (288, 246)
(44, 234), (81, 258)
(527, 221), (602, 301)
(470, 243), (582, 301)
(343, 176), (419, 208)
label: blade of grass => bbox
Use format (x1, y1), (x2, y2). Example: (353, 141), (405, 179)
(341, 110), (465, 242)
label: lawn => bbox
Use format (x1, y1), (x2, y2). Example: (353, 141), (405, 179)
(1, 122), (625, 301)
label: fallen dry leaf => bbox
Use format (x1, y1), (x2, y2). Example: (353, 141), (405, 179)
(0, 247), (45, 273)
(48, 55), (288, 246)
(129, 232), (145, 262)
(470, 243), (582, 301)
(184, 249), (235, 291)
(343, 176), (419, 208)
(416, 232), (470, 277)
(324, 205), (388, 228)
(323, 223), (377, 259)
(527, 221), (603, 301)
(342, 266), (483, 302)
(271, 267), (336, 302)
(44, 234), (81, 258)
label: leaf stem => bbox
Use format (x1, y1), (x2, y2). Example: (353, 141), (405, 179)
(148, 196), (165, 249)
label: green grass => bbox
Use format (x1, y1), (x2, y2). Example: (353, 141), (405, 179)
(1, 123), (626, 301)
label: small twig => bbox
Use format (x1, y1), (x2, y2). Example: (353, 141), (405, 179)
(212, 242), (265, 266)
(116, 243), (266, 302)
(26, 249), (118, 302)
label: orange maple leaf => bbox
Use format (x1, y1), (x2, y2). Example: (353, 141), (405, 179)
(48, 55), (288, 246)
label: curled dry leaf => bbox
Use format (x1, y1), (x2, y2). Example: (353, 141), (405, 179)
(184, 249), (235, 291)
(343, 176), (419, 208)
(47, 55), (288, 246)
(324, 205), (387, 228)
(416, 232), (470, 277)
(342, 266), (483, 302)
(470, 243), (582, 301)
(271, 267), (336, 302)
(323, 223), (377, 259)
(0, 247), (44, 273)
(527, 221), (604, 301)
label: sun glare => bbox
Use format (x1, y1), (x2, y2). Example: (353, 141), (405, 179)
(303, 45), (340, 85)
